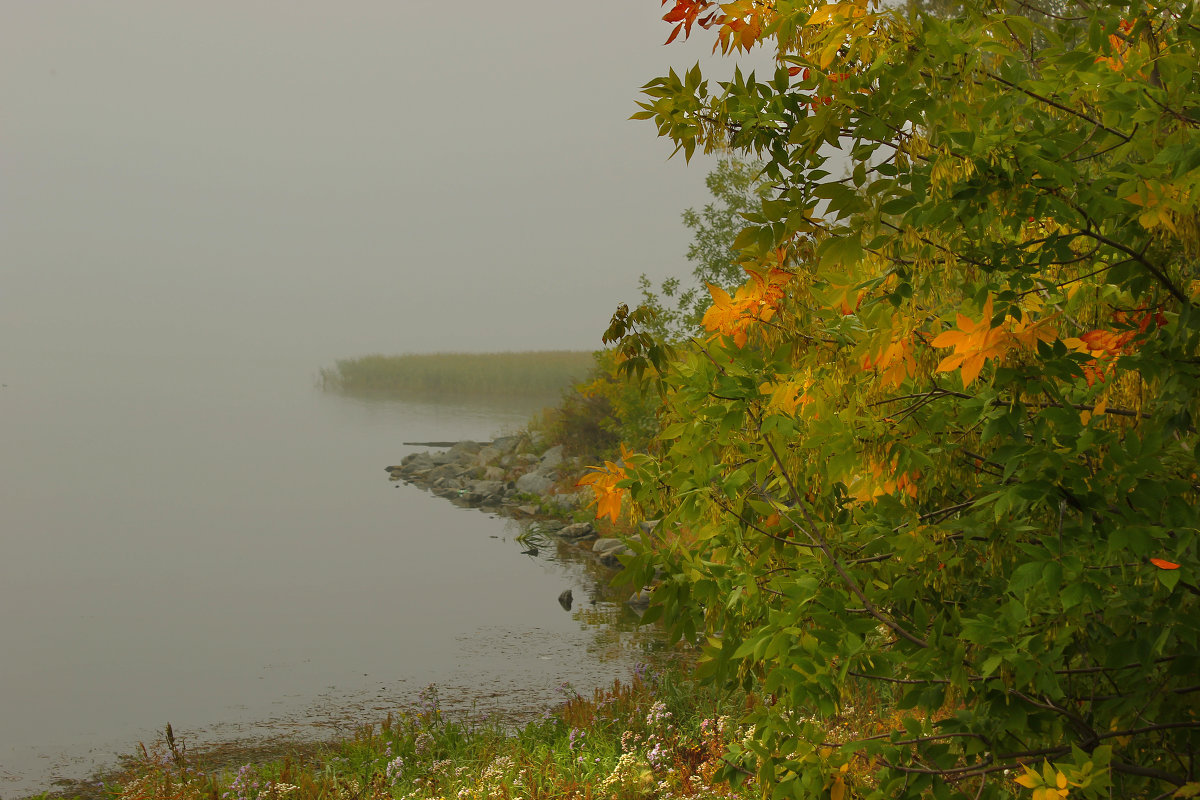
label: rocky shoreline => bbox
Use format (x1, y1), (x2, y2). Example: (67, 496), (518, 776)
(386, 437), (648, 604)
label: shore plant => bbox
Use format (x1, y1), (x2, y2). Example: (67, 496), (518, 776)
(41, 662), (771, 800)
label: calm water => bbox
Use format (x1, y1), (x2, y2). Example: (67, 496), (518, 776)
(0, 346), (648, 797)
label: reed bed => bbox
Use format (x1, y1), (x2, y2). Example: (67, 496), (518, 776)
(319, 351), (596, 399)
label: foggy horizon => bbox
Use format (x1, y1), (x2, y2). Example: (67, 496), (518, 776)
(3, 1), (772, 368)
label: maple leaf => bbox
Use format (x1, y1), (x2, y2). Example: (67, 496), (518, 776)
(577, 459), (628, 523)
(931, 295), (1013, 387)
(701, 283), (752, 346)
(702, 268), (791, 347)
(577, 445), (635, 523)
(1010, 313), (1058, 350)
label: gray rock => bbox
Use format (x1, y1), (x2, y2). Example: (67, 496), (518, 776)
(449, 440), (483, 457)
(627, 588), (653, 608)
(539, 445), (565, 469)
(549, 490), (590, 511)
(400, 452), (435, 470)
(594, 537), (634, 568)
(474, 446), (501, 467)
(469, 480), (505, 497)
(558, 589), (573, 610)
(491, 435), (523, 454)
(592, 537), (628, 556)
(600, 551), (632, 568)
(425, 463), (462, 483)
(558, 522), (596, 540)
(515, 471), (555, 496)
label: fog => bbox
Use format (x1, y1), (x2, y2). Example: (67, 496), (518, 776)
(2, 1), (772, 365)
(1, 6), (779, 791)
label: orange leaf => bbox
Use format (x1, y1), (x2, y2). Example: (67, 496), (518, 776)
(577, 458), (628, 523)
(1151, 558), (1180, 570)
(701, 269), (790, 347)
(931, 296), (1023, 387)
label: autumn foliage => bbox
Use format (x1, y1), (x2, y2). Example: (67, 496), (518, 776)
(601, 1), (1200, 798)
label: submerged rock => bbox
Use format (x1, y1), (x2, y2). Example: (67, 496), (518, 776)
(559, 522), (596, 540)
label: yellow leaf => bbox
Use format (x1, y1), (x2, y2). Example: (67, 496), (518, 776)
(760, 375), (814, 416)
(1015, 765), (1041, 789)
(830, 774), (845, 800)
(807, 4), (837, 25)
(818, 37), (842, 69)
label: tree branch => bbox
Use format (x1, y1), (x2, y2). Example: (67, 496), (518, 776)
(758, 436), (930, 649)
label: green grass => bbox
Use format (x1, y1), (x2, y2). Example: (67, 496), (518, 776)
(319, 351), (596, 399)
(49, 659), (764, 800)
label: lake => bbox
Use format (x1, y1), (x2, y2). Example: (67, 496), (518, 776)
(0, 345), (652, 798)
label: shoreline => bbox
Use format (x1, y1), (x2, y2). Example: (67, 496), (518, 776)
(386, 437), (649, 604)
(23, 437), (652, 800)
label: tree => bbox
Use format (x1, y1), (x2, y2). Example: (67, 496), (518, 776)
(636, 157), (773, 340)
(595, 1), (1200, 797)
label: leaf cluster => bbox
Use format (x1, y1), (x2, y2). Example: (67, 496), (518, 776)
(614, 1), (1200, 797)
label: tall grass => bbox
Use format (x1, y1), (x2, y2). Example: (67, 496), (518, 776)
(319, 351), (596, 399)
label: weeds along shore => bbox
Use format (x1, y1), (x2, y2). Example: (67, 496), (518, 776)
(34, 658), (776, 800)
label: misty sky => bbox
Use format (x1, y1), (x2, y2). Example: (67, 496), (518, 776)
(2, 1), (772, 364)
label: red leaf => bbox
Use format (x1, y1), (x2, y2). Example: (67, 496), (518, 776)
(1151, 558), (1180, 570)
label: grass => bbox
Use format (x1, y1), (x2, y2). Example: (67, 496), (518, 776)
(40, 659), (766, 800)
(318, 352), (596, 399)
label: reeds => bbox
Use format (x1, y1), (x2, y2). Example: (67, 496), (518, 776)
(318, 351), (596, 399)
